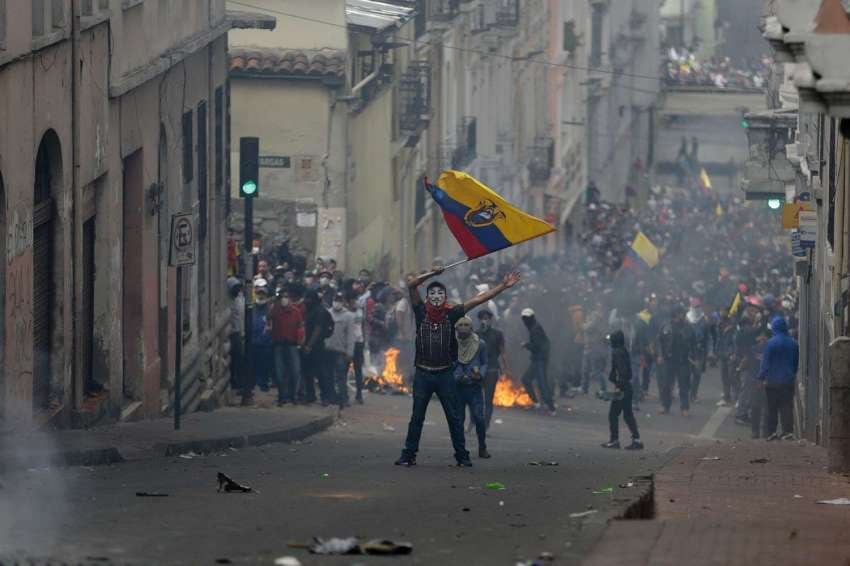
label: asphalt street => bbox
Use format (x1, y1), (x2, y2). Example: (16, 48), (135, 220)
(1, 368), (736, 566)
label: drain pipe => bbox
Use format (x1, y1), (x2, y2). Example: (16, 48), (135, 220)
(338, 49), (382, 102)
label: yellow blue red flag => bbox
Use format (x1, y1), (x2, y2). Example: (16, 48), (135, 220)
(426, 170), (556, 259)
(622, 231), (660, 271)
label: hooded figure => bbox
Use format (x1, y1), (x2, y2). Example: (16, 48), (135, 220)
(454, 316), (490, 459)
(758, 316), (799, 440)
(520, 310), (556, 413)
(602, 330), (643, 450)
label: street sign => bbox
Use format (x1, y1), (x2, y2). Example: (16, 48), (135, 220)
(781, 202), (812, 229)
(799, 210), (817, 249)
(798, 191), (812, 202)
(791, 230), (806, 258)
(169, 212), (196, 266)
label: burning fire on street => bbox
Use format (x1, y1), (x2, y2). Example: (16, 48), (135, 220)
(493, 376), (533, 408)
(365, 347), (410, 394)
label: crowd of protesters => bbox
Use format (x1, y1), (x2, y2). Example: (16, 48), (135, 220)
(665, 46), (771, 91)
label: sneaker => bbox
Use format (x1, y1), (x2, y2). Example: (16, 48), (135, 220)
(766, 433), (780, 442)
(394, 454), (416, 467)
(625, 440), (644, 450)
(533, 403), (542, 410)
(601, 440), (621, 449)
(781, 432), (795, 441)
(478, 448), (491, 459)
(355, 395), (364, 405)
(456, 458), (473, 467)
(681, 409), (690, 417)
(240, 394), (255, 407)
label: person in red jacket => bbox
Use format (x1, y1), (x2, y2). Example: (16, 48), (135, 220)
(267, 288), (304, 406)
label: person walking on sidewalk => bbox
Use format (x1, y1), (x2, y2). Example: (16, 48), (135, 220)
(758, 315), (799, 441)
(395, 269), (520, 468)
(267, 288), (304, 405)
(602, 330), (643, 450)
(520, 309), (557, 414)
(453, 316), (491, 459)
(327, 292), (357, 407)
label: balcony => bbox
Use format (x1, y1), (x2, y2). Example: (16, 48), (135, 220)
(430, 0), (460, 25)
(527, 137), (555, 185)
(398, 61), (432, 137)
(451, 117), (477, 169)
(741, 109), (798, 200)
(495, 0), (519, 28)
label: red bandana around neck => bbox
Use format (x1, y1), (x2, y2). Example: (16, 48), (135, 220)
(425, 302), (453, 323)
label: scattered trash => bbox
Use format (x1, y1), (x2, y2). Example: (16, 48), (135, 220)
(499, 500), (505, 507)
(299, 537), (413, 556)
(322, 473), (330, 479)
(793, 494), (803, 499)
(515, 561), (543, 566)
(568, 510), (598, 519)
(817, 497), (850, 505)
(539, 551), (556, 561)
(309, 537), (360, 555)
(382, 422), (396, 432)
(700, 456), (721, 461)
(214, 559), (232, 564)
(179, 451), (201, 460)
(618, 481), (636, 489)
(528, 461), (559, 466)
(750, 458), (769, 464)
(789, 529), (798, 540)
(592, 486), (614, 494)
(486, 482), (507, 490)
(136, 492), (169, 497)
(273, 557), (302, 566)
(462, 507), (471, 512)
(494, 419), (504, 425)
(217, 472), (253, 493)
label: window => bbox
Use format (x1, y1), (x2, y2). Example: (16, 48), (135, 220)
(414, 174), (427, 224)
(33, 0), (45, 36)
(81, 0), (93, 17)
(590, 5), (604, 68)
(197, 101), (207, 242)
(214, 87), (224, 198)
(225, 80), (232, 218)
(828, 118), (837, 248)
(51, 0), (64, 28)
(0, 0), (6, 49)
(182, 110), (193, 184)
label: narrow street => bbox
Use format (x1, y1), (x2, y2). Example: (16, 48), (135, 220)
(2, 373), (731, 565)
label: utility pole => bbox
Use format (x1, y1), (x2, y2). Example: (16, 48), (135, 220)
(239, 137), (260, 402)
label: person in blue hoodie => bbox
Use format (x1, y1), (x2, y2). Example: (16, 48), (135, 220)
(757, 315), (799, 441)
(454, 316), (491, 459)
(251, 283), (275, 395)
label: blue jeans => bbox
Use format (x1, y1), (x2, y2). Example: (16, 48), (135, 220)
(273, 343), (301, 403)
(253, 343), (274, 389)
(402, 368), (469, 462)
(522, 359), (555, 410)
(457, 382), (487, 450)
(329, 350), (350, 405)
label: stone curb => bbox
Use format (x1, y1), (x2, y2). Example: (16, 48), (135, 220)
(0, 413), (336, 474)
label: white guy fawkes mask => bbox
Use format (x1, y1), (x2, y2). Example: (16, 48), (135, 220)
(427, 286), (447, 307)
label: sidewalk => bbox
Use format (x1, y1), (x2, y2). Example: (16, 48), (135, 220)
(583, 440), (850, 565)
(0, 397), (336, 473)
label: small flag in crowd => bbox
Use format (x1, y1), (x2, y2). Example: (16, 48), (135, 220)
(699, 168), (712, 191)
(425, 170), (556, 259)
(622, 231), (660, 271)
(715, 202), (723, 217)
(729, 292), (743, 316)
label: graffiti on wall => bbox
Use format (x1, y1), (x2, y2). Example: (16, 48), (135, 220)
(6, 205), (34, 413)
(7, 207), (33, 262)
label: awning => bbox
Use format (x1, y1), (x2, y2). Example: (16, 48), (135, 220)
(346, 0), (415, 33)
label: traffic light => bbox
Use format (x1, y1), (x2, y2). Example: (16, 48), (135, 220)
(239, 137), (259, 198)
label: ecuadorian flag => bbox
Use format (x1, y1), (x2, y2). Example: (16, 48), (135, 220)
(621, 231), (660, 271)
(426, 170), (556, 259)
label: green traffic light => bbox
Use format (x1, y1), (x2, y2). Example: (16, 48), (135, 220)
(740, 120), (749, 129)
(242, 180), (257, 196)
(767, 198), (782, 210)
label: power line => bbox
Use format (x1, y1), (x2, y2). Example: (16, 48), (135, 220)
(228, 0), (665, 87)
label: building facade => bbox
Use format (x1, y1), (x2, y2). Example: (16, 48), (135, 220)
(0, 0), (272, 428)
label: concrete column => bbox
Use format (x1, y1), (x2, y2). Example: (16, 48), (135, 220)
(828, 336), (850, 472)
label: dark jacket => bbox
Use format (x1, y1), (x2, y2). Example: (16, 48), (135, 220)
(658, 320), (695, 365)
(758, 316), (799, 386)
(524, 321), (550, 362)
(608, 330), (632, 388)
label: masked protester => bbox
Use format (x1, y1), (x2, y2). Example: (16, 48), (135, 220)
(602, 330), (643, 450)
(477, 309), (509, 429)
(395, 269), (520, 467)
(252, 282), (274, 392)
(301, 290), (335, 405)
(757, 316), (799, 441)
(454, 317), (491, 459)
(657, 306), (697, 416)
(520, 309), (556, 414)
(267, 288), (304, 405)
(326, 292), (357, 407)
(686, 298), (709, 402)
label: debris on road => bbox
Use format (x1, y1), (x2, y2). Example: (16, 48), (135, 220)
(750, 458), (770, 464)
(216, 472), (253, 493)
(817, 497), (850, 505)
(179, 451), (201, 459)
(309, 537), (360, 555)
(569, 510), (598, 518)
(539, 551), (556, 561)
(462, 507), (471, 512)
(321, 473), (330, 479)
(592, 485), (614, 494)
(362, 539), (413, 555)
(618, 481), (636, 488)
(494, 419), (504, 425)
(273, 557), (302, 566)
(793, 494), (803, 499)
(700, 456), (721, 461)
(135, 492), (169, 497)
(528, 461), (559, 466)
(486, 482), (507, 490)
(382, 422), (396, 432)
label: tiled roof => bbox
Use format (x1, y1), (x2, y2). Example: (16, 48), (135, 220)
(229, 48), (346, 80)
